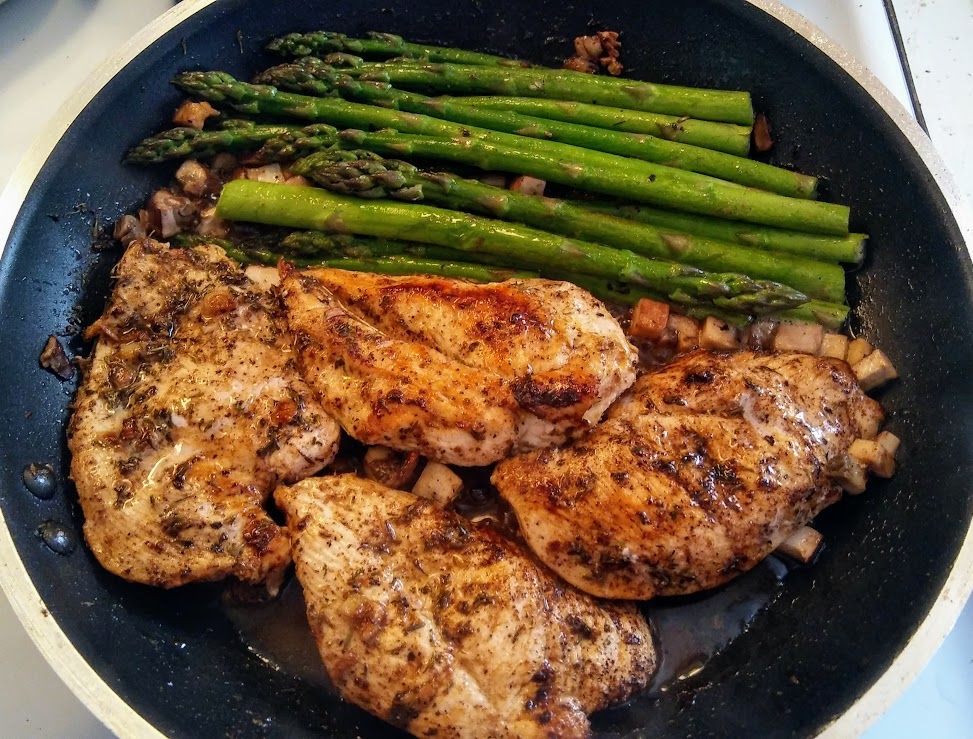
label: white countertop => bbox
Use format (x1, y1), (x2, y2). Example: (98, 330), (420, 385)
(0, 1), (970, 736)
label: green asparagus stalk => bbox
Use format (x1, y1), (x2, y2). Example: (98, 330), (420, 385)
(335, 60), (755, 125)
(216, 180), (807, 313)
(452, 96), (752, 156)
(335, 127), (849, 234)
(252, 250), (539, 281)
(252, 231), (770, 324)
(773, 300), (849, 328)
(256, 59), (815, 197)
(174, 72), (846, 232)
(125, 123), (300, 163)
(267, 31), (530, 67)
(581, 201), (866, 264)
(293, 154), (844, 301)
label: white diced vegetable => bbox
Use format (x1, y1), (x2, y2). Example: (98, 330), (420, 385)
(772, 321), (824, 354)
(846, 337), (873, 366)
(243, 163), (284, 183)
(819, 332), (849, 360)
(853, 349), (898, 391)
(699, 316), (739, 350)
(364, 446), (420, 490)
(196, 206), (228, 238)
(509, 175), (546, 196)
(667, 314), (699, 354)
(776, 526), (824, 563)
(833, 454), (868, 494)
(175, 159), (216, 197)
(629, 298), (670, 341)
(412, 462), (464, 507)
(849, 438), (895, 478)
(876, 430), (901, 458)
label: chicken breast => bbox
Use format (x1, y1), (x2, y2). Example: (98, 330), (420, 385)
(276, 474), (655, 738)
(492, 350), (884, 600)
(304, 270), (637, 441)
(68, 239), (340, 588)
(281, 269), (519, 466)
(281, 269), (637, 463)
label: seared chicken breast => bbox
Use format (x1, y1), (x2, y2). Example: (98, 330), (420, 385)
(281, 269), (519, 466)
(69, 240), (340, 587)
(304, 270), (637, 446)
(281, 269), (637, 463)
(276, 474), (655, 738)
(492, 350), (884, 600)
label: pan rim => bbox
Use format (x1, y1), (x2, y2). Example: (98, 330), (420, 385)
(0, 0), (970, 736)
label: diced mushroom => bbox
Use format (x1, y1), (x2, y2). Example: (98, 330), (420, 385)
(698, 316), (739, 350)
(172, 100), (218, 129)
(175, 159), (219, 197)
(876, 430), (901, 458)
(846, 337), (874, 366)
(742, 319), (777, 351)
(363, 446), (421, 490)
(210, 153), (239, 178)
(628, 298), (670, 341)
(772, 321), (824, 354)
(831, 454), (868, 494)
(112, 214), (146, 246)
(853, 349), (898, 392)
(819, 332), (849, 360)
(668, 313), (700, 354)
(776, 526), (823, 564)
(509, 175), (546, 196)
(195, 206), (229, 238)
(243, 163), (285, 183)
(849, 438), (895, 478)
(39, 335), (74, 380)
(412, 462), (464, 507)
(146, 189), (197, 239)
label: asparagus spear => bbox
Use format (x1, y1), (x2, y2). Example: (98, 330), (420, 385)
(267, 31), (530, 67)
(175, 72), (847, 231)
(452, 96), (752, 156)
(216, 180), (807, 313)
(340, 128), (849, 234)
(265, 231), (848, 329)
(256, 59), (815, 197)
(334, 60), (755, 125)
(234, 231), (761, 323)
(293, 154), (844, 302)
(125, 123), (300, 163)
(581, 200), (866, 264)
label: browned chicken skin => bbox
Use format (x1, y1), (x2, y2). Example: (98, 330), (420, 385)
(492, 350), (884, 600)
(281, 269), (637, 464)
(276, 475), (655, 738)
(68, 240), (340, 587)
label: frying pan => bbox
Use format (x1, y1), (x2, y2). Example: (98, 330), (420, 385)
(0, 0), (971, 736)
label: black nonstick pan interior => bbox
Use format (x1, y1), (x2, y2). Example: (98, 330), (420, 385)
(0, 0), (971, 736)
